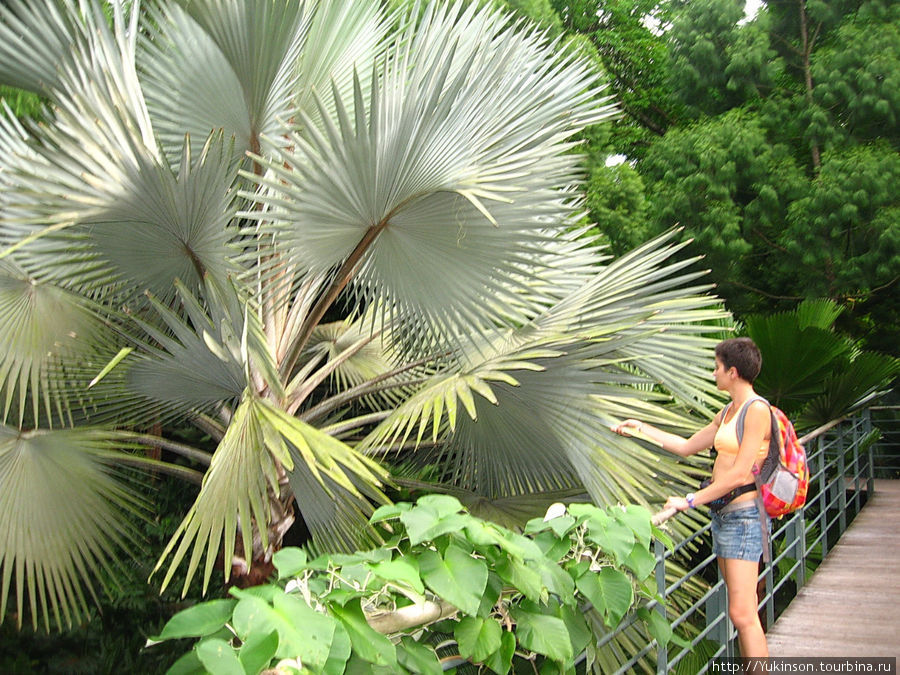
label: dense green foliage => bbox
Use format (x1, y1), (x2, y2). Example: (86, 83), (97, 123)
(544, 0), (899, 354)
(0, 85), (44, 119)
(152, 496), (674, 674)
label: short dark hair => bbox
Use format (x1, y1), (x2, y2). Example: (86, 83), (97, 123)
(715, 337), (762, 383)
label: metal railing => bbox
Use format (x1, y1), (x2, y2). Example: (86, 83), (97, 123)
(601, 411), (879, 674)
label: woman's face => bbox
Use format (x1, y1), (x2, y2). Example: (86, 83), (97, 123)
(713, 357), (732, 390)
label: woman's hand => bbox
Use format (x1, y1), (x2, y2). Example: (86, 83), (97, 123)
(611, 419), (643, 436)
(665, 496), (691, 512)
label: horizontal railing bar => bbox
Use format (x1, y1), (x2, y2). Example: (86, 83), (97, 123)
(665, 553), (717, 596)
(670, 583), (725, 630)
(798, 417), (847, 445)
(664, 524), (713, 558)
(769, 570), (796, 597)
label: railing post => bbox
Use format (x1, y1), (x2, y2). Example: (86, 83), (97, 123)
(837, 425), (847, 535)
(763, 551), (775, 629)
(706, 578), (732, 653)
(851, 418), (860, 512)
(654, 539), (667, 673)
(815, 436), (829, 559)
(787, 513), (806, 590)
(863, 408), (875, 494)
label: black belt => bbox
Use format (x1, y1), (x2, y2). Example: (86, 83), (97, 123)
(706, 482), (756, 511)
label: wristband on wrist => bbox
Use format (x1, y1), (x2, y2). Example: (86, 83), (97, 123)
(685, 493), (696, 508)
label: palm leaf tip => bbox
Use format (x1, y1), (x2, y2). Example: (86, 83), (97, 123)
(0, 265), (108, 427)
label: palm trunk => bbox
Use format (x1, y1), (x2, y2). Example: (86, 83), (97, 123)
(230, 478), (296, 588)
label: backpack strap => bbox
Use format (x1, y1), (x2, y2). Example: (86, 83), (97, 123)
(733, 396), (769, 444)
(735, 396), (781, 479)
(750, 476), (772, 563)
(733, 396), (774, 564)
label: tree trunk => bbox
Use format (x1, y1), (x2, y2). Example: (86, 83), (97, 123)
(798, 0), (821, 170)
(229, 479), (295, 588)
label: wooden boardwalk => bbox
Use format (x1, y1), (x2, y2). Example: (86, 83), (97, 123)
(765, 479), (900, 658)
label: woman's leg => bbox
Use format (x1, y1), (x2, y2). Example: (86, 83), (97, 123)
(720, 557), (769, 657)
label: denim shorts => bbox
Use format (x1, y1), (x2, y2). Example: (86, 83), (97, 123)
(710, 501), (771, 561)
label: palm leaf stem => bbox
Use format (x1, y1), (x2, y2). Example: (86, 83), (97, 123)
(215, 403), (234, 428)
(126, 435), (213, 466)
(281, 216), (390, 379)
(283, 344), (325, 383)
(299, 353), (440, 423)
(110, 456), (205, 485)
(189, 413), (226, 441)
(286, 329), (383, 415)
(260, 253), (291, 356)
(301, 376), (432, 426)
(319, 411), (393, 438)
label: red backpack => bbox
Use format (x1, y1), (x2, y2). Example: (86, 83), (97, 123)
(731, 397), (810, 518)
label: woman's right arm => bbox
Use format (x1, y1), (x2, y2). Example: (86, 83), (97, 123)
(611, 416), (720, 457)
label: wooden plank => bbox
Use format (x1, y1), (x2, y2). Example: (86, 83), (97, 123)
(765, 480), (900, 658)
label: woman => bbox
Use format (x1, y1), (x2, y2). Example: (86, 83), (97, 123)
(612, 337), (770, 658)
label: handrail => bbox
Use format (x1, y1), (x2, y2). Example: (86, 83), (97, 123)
(797, 416), (847, 445)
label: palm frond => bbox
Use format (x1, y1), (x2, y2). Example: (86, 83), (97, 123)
(85, 132), (242, 297)
(125, 278), (281, 419)
(139, 0), (305, 168)
(0, 0), (100, 96)
(797, 352), (899, 429)
(747, 317), (852, 411)
(291, 0), (391, 133)
(795, 298), (844, 330)
(0, 261), (113, 428)
(298, 310), (431, 412)
(258, 403), (390, 553)
(244, 0), (616, 353)
(155, 393), (390, 591)
(154, 394), (279, 596)
(0, 426), (146, 630)
(361, 232), (723, 510)
(478, 224), (612, 323)
(0, 0), (164, 291)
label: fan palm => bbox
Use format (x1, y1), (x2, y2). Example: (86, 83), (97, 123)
(0, 0), (727, 631)
(745, 299), (898, 429)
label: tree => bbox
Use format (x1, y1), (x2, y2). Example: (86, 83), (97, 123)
(640, 108), (807, 312)
(551, 0), (682, 156)
(667, 0), (758, 116)
(809, 1), (900, 146)
(631, 0), (899, 348)
(0, 0), (725, 633)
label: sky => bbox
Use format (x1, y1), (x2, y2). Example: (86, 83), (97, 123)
(744, 0), (764, 22)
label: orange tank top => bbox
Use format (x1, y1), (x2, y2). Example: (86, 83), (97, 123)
(714, 398), (770, 464)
